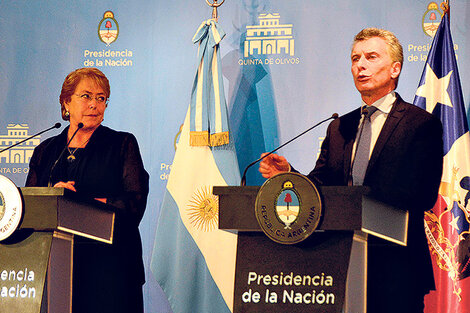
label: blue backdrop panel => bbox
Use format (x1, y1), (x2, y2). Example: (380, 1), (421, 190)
(0, 1), (469, 312)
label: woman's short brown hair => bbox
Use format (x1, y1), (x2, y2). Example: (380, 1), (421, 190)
(59, 67), (110, 120)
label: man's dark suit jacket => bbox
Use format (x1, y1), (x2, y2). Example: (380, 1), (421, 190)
(306, 94), (443, 297)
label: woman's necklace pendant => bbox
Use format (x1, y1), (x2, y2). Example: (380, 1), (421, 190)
(66, 136), (89, 163)
(67, 154), (76, 163)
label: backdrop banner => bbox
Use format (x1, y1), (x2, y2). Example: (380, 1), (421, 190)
(1, 1), (469, 312)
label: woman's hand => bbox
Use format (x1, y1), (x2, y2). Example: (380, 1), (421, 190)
(53, 181), (77, 192)
(53, 181), (106, 203)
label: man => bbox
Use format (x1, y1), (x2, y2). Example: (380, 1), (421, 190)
(259, 28), (443, 312)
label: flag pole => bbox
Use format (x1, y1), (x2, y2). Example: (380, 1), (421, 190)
(441, 0), (450, 21)
(205, 0), (225, 22)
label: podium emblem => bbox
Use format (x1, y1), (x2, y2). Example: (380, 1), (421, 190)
(255, 172), (322, 244)
(275, 181), (300, 229)
(0, 175), (23, 241)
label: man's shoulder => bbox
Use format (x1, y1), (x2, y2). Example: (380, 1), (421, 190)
(395, 97), (425, 113)
(325, 107), (361, 139)
(334, 107), (361, 124)
(395, 96), (441, 124)
(333, 107), (361, 128)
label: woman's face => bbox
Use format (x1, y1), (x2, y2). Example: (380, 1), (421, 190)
(64, 77), (107, 132)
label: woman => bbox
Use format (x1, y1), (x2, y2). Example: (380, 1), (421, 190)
(26, 67), (149, 313)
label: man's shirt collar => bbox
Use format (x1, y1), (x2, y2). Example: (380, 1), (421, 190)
(361, 91), (396, 114)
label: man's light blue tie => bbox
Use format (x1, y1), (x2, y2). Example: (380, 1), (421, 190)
(352, 106), (378, 185)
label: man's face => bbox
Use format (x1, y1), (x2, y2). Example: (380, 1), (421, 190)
(351, 37), (401, 103)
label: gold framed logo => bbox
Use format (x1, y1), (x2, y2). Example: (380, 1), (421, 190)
(255, 172), (321, 244)
(0, 175), (23, 241)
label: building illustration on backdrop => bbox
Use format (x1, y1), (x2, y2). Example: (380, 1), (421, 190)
(0, 124), (39, 164)
(244, 13), (295, 57)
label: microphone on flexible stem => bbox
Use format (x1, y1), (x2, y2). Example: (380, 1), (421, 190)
(48, 122), (83, 187)
(240, 113), (339, 186)
(0, 122), (61, 154)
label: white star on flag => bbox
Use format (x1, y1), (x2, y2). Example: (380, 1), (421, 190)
(415, 63), (453, 113)
(449, 213), (460, 234)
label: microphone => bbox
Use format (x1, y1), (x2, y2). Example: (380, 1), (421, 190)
(0, 123), (61, 154)
(241, 113), (339, 186)
(48, 123), (83, 187)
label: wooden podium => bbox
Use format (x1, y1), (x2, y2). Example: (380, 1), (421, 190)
(0, 187), (115, 313)
(214, 185), (408, 313)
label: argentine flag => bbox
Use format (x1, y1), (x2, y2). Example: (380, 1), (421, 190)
(151, 19), (241, 313)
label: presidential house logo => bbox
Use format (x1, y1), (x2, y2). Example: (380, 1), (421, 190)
(422, 2), (443, 38)
(0, 124), (39, 165)
(98, 11), (119, 46)
(0, 175), (23, 241)
(255, 172), (322, 245)
(241, 13), (299, 66)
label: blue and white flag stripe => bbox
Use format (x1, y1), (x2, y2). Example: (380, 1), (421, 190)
(151, 109), (240, 313)
(190, 19), (229, 146)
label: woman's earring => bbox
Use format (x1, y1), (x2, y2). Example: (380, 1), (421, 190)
(65, 111), (70, 118)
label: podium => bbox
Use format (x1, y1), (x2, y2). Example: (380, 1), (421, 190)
(213, 185), (408, 313)
(0, 187), (115, 313)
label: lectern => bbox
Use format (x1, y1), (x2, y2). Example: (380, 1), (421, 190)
(213, 185), (408, 313)
(0, 187), (115, 313)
